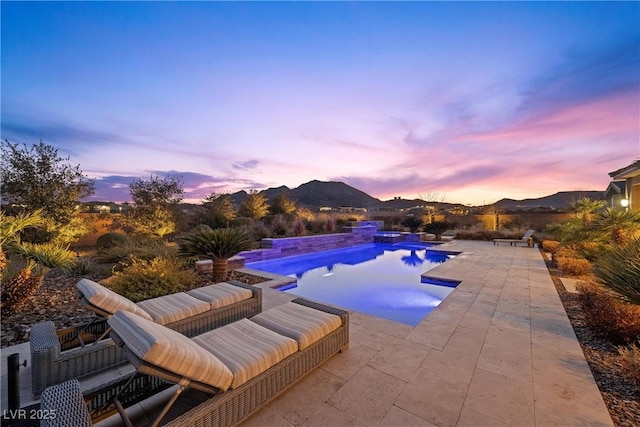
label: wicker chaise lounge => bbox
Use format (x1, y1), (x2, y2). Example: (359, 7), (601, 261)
(493, 229), (535, 247)
(30, 279), (262, 395)
(40, 298), (349, 427)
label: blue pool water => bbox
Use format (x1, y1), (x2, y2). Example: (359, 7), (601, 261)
(246, 243), (458, 326)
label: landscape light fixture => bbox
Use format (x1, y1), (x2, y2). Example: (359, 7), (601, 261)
(620, 198), (629, 208)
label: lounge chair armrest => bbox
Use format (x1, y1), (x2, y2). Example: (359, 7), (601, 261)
(227, 280), (263, 299)
(291, 298), (349, 323)
(40, 379), (92, 427)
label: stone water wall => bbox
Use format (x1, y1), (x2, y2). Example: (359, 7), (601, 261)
(239, 225), (378, 263)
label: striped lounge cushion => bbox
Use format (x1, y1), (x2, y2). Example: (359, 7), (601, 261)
(76, 279), (153, 320)
(108, 311), (233, 391)
(250, 302), (342, 350)
(193, 318), (298, 389)
(136, 293), (210, 325)
(186, 282), (253, 309)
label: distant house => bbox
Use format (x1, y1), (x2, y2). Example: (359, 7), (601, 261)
(607, 160), (640, 211)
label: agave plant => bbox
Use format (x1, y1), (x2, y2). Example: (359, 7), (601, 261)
(178, 225), (254, 282)
(593, 237), (640, 305)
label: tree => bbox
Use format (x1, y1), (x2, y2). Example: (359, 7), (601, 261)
(418, 191), (446, 223)
(238, 190), (268, 220)
(202, 192), (236, 228)
(119, 174), (183, 237)
(483, 204), (503, 231)
(269, 193), (297, 215)
(0, 140), (95, 244)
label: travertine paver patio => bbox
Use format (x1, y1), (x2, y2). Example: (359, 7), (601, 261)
(0, 240), (613, 426)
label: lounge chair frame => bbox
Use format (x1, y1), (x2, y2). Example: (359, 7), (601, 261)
(40, 298), (349, 427)
(30, 281), (262, 395)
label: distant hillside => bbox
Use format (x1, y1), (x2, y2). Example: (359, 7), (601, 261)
(290, 180), (381, 208)
(229, 181), (604, 211)
(492, 191), (605, 211)
(379, 198), (464, 211)
(229, 180), (380, 208)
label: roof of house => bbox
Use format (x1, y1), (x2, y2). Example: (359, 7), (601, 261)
(609, 159), (640, 179)
(604, 181), (626, 198)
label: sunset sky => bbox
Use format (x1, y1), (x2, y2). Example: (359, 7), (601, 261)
(2, 2), (639, 206)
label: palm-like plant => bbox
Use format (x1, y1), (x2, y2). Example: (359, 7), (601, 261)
(178, 225), (254, 282)
(569, 197), (606, 228)
(591, 207), (640, 246)
(423, 220), (453, 241)
(1, 210), (76, 314)
(401, 215), (423, 233)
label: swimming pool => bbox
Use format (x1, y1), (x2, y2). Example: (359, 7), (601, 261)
(246, 242), (459, 326)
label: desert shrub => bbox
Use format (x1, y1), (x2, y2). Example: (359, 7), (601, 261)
(269, 215), (291, 237)
(556, 256), (592, 276)
(293, 219), (306, 236)
(463, 230), (503, 241)
(105, 256), (197, 302)
(324, 218), (336, 233)
(617, 343), (640, 386)
(68, 256), (94, 276)
(454, 230), (473, 240)
(541, 239), (560, 253)
(96, 232), (131, 250)
(306, 219), (325, 234)
(231, 217), (256, 228)
(95, 239), (177, 263)
(576, 281), (640, 344)
(593, 237), (640, 304)
(294, 208), (315, 222)
(251, 222), (270, 241)
(552, 247), (580, 262)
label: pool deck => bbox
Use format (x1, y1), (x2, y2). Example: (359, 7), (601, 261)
(1, 240), (613, 426)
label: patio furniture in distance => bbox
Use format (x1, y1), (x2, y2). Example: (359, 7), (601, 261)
(39, 298), (349, 427)
(30, 279), (262, 395)
(493, 229), (535, 247)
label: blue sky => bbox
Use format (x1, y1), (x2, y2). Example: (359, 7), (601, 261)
(2, 1), (639, 205)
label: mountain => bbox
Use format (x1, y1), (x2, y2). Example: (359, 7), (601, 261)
(229, 181), (604, 211)
(229, 180), (380, 208)
(492, 191), (605, 211)
(289, 180), (381, 208)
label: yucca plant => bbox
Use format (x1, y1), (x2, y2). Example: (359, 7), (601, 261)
(591, 207), (640, 246)
(593, 237), (640, 305)
(178, 225), (254, 282)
